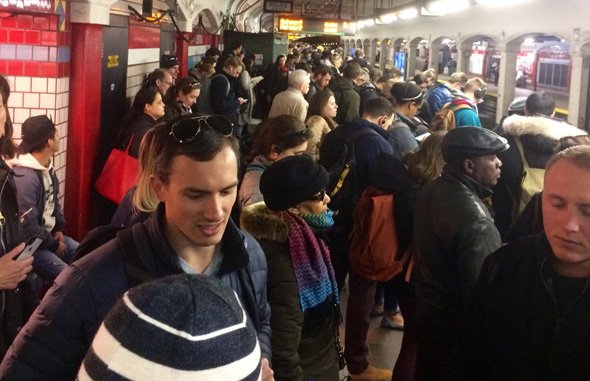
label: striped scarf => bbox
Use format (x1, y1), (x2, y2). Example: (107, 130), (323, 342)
(279, 211), (339, 313)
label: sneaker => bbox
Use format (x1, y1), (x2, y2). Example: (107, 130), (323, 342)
(380, 311), (404, 330)
(370, 303), (384, 316)
(350, 364), (391, 381)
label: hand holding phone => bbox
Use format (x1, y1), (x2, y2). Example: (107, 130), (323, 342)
(16, 236), (42, 261)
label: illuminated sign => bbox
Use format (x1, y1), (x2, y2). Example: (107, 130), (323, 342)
(0, 0), (53, 13)
(278, 17), (346, 35)
(278, 17), (303, 32)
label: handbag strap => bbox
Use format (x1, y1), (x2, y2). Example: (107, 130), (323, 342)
(120, 133), (136, 154)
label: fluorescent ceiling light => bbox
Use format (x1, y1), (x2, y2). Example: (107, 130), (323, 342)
(476, 0), (532, 7)
(364, 18), (375, 27)
(425, 0), (469, 15)
(378, 12), (398, 23)
(399, 7), (418, 19)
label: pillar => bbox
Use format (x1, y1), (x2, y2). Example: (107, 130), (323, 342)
(407, 42), (417, 79)
(65, 23), (103, 239)
(496, 43), (518, 124)
(456, 47), (470, 74)
(176, 33), (190, 78)
(429, 41), (441, 73)
(567, 46), (590, 128)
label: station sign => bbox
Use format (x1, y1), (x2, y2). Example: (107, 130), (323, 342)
(264, 0), (293, 13)
(277, 17), (355, 35)
(0, 0), (53, 13)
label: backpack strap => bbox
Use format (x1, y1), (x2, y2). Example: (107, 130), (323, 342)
(117, 223), (158, 288)
(513, 136), (530, 170)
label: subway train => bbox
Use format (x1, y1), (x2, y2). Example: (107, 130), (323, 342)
(0, 0), (588, 237)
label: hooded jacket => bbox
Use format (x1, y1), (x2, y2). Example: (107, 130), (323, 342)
(10, 154), (65, 252)
(492, 114), (586, 239)
(241, 202), (339, 381)
(330, 76), (360, 124)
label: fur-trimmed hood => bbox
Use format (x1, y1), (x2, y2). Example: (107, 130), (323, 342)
(501, 114), (586, 139)
(240, 202), (288, 242)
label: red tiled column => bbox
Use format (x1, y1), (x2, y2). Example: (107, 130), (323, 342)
(65, 23), (103, 240)
(176, 32), (189, 78)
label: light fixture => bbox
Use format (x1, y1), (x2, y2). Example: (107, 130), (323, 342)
(398, 7), (418, 19)
(377, 12), (398, 24)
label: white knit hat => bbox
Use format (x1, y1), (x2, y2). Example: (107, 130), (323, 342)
(78, 274), (261, 381)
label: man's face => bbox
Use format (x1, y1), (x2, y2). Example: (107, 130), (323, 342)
(152, 146), (239, 251)
(543, 159), (590, 276)
(168, 66), (180, 80)
(316, 73), (331, 89)
(157, 73), (174, 96)
(467, 154), (502, 188)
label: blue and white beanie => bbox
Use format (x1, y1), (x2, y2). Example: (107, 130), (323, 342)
(78, 274), (262, 381)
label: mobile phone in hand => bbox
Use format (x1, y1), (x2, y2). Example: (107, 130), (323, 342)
(16, 236), (42, 261)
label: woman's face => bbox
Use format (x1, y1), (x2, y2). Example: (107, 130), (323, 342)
(278, 57), (286, 67)
(322, 96), (338, 119)
(179, 88), (200, 108)
(145, 92), (165, 119)
(297, 189), (330, 215)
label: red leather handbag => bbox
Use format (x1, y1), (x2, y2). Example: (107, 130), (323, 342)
(95, 135), (139, 204)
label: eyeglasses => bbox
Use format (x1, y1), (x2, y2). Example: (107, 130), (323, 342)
(169, 115), (234, 143)
(309, 189), (327, 202)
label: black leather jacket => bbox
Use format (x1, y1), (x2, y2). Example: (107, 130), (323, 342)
(413, 168), (502, 347)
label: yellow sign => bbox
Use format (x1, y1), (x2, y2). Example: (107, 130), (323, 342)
(278, 17), (303, 32)
(323, 21), (338, 34)
(107, 55), (119, 68)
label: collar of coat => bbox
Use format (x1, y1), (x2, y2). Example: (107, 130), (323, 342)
(240, 202), (288, 243)
(501, 114), (586, 139)
(443, 167), (493, 200)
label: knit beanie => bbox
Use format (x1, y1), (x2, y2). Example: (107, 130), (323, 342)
(78, 274), (261, 381)
(260, 154), (329, 211)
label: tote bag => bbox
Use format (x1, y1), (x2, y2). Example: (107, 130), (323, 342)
(95, 135), (138, 204)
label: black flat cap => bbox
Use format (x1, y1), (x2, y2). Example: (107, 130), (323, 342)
(442, 127), (509, 161)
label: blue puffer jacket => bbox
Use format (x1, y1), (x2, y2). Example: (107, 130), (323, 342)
(426, 83), (453, 116)
(0, 205), (271, 381)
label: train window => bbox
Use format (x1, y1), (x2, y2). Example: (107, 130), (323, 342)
(537, 60), (569, 90)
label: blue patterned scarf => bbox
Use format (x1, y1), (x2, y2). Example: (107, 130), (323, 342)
(279, 211), (339, 312)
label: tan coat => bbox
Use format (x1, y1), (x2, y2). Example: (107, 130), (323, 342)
(269, 88), (308, 122)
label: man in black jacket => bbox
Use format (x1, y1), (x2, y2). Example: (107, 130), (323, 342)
(454, 145), (590, 380)
(0, 117), (273, 381)
(413, 127), (508, 381)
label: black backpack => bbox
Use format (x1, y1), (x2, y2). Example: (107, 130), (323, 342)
(319, 127), (378, 222)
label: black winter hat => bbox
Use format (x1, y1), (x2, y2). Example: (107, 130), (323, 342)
(442, 127), (509, 161)
(260, 154), (329, 211)
(160, 54), (179, 69)
(19, 115), (55, 154)
(78, 274), (261, 381)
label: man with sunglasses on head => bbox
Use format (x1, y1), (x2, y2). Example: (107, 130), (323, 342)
(1, 115), (274, 381)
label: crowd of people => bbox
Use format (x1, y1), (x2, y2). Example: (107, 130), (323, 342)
(0, 38), (588, 381)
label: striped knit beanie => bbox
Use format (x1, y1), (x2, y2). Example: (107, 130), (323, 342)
(78, 274), (262, 381)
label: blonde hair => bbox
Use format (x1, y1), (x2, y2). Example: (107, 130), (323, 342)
(404, 131), (447, 186)
(132, 126), (161, 213)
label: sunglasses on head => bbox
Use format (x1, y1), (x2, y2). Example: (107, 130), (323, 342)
(169, 115), (233, 143)
(309, 189), (327, 202)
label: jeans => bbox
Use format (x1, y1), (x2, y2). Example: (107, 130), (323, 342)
(32, 236), (78, 282)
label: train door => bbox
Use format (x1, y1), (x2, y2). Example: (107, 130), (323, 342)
(95, 15), (129, 225)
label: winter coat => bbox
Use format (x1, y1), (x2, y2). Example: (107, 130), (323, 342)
(239, 155), (271, 208)
(11, 154), (65, 252)
(0, 206), (271, 381)
(164, 99), (191, 123)
(426, 83), (452, 116)
(0, 160), (37, 358)
(387, 113), (425, 160)
(453, 235), (590, 381)
(115, 112), (158, 158)
(413, 168), (502, 358)
(268, 88), (308, 122)
(211, 71), (240, 125)
(238, 70), (262, 127)
(240, 203), (339, 381)
(304, 116), (332, 161)
(492, 114), (586, 239)
(330, 77), (360, 124)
